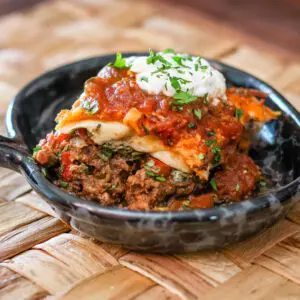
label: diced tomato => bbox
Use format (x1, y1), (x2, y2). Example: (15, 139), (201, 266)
(55, 133), (70, 144)
(139, 99), (156, 114)
(61, 164), (72, 181)
(190, 193), (215, 209)
(152, 158), (172, 176)
(61, 151), (71, 165)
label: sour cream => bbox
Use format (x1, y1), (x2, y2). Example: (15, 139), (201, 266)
(126, 51), (226, 102)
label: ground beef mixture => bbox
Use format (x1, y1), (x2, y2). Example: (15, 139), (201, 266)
(33, 128), (261, 210)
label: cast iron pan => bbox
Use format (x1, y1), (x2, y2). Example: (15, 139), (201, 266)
(1, 53), (300, 252)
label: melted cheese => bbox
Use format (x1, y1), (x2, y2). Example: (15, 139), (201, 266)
(58, 121), (191, 173)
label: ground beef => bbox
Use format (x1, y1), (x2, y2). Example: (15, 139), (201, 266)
(125, 169), (195, 210)
(34, 129), (261, 210)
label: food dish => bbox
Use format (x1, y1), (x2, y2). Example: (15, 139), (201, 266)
(33, 50), (279, 211)
(1, 53), (299, 252)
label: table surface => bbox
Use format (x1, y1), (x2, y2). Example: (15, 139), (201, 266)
(0, 1), (300, 299)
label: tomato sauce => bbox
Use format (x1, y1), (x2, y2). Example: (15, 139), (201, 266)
(57, 67), (243, 149)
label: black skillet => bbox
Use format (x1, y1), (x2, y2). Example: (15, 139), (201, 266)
(1, 53), (299, 252)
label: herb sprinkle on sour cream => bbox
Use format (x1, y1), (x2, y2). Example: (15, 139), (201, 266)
(122, 49), (227, 105)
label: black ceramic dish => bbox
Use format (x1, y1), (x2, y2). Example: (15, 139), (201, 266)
(1, 53), (300, 253)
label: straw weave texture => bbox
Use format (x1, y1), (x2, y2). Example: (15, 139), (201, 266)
(0, 1), (300, 299)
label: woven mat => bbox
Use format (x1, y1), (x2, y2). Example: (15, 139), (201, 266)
(0, 1), (300, 299)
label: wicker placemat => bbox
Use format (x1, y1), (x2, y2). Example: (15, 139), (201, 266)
(0, 1), (300, 299)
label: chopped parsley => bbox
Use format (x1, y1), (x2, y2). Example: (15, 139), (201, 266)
(59, 181), (69, 188)
(142, 123), (150, 135)
(172, 56), (188, 68)
(235, 108), (244, 120)
(170, 77), (181, 90)
(211, 145), (221, 163)
(198, 153), (205, 160)
(163, 48), (175, 54)
(140, 76), (148, 82)
(33, 145), (42, 154)
(200, 65), (208, 72)
(172, 91), (198, 106)
(259, 180), (267, 187)
(193, 108), (202, 120)
(188, 122), (197, 129)
(146, 160), (155, 167)
(236, 183), (240, 192)
(80, 98), (99, 114)
(210, 178), (218, 192)
(202, 93), (209, 105)
(146, 170), (166, 182)
(113, 52), (127, 69)
(205, 139), (216, 147)
(208, 130), (215, 137)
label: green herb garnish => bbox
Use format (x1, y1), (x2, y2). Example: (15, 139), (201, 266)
(146, 160), (155, 167)
(198, 153), (205, 160)
(236, 183), (240, 192)
(235, 108), (244, 120)
(146, 170), (166, 182)
(172, 91), (198, 106)
(210, 178), (218, 191)
(59, 181), (69, 188)
(203, 93), (209, 105)
(208, 130), (215, 137)
(113, 52), (127, 69)
(163, 48), (175, 54)
(193, 108), (202, 120)
(188, 122), (197, 129)
(205, 139), (215, 147)
(259, 180), (267, 187)
(140, 76), (148, 82)
(33, 145), (42, 154)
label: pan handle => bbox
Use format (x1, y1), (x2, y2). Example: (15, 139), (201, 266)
(0, 135), (29, 173)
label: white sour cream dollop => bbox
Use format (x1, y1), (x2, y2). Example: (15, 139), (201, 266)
(125, 51), (227, 102)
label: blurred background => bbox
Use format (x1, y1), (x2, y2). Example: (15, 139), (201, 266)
(0, 0), (299, 134)
(0, 0), (299, 58)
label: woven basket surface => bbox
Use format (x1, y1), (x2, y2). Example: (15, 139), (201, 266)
(0, 1), (300, 299)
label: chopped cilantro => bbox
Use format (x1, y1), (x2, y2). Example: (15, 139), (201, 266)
(172, 91), (198, 106)
(259, 180), (267, 187)
(113, 52), (127, 69)
(59, 181), (69, 188)
(200, 65), (208, 71)
(203, 93), (209, 105)
(211, 145), (221, 163)
(33, 145), (42, 154)
(146, 160), (155, 167)
(236, 183), (240, 192)
(188, 122), (197, 129)
(210, 178), (218, 191)
(199, 153), (205, 160)
(194, 64), (199, 71)
(155, 176), (166, 182)
(193, 108), (202, 120)
(102, 149), (113, 159)
(170, 77), (181, 90)
(163, 48), (175, 54)
(172, 56), (188, 68)
(142, 123), (150, 135)
(140, 76), (148, 82)
(147, 49), (157, 64)
(208, 130), (215, 136)
(205, 139), (215, 147)
(146, 170), (166, 182)
(80, 98), (99, 114)
(235, 108), (244, 120)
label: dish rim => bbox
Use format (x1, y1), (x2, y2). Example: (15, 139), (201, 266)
(5, 52), (300, 222)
